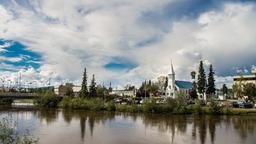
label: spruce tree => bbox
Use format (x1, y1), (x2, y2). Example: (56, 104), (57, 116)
(222, 84), (228, 95)
(197, 61), (206, 95)
(80, 68), (88, 98)
(206, 64), (216, 95)
(89, 74), (97, 97)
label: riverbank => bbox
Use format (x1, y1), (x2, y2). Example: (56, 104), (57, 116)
(31, 96), (256, 115)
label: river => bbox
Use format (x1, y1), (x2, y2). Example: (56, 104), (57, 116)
(0, 108), (256, 144)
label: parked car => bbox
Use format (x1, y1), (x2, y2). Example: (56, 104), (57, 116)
(232, 101), (253, 108)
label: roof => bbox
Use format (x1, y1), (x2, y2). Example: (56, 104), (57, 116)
(175, 80), (192, 89)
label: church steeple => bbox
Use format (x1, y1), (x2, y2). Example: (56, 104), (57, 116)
(166, 60), (176, 98)
(169, 60), (175, 75)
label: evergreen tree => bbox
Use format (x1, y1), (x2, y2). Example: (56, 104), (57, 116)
(189, 81), (198, 99)
(89, 74), (97, 97)
(206, 64), (216, 95)
(80, 68), (88, 98)
(197, 61), (206, 95)
(222, 84), (228, 95)
(164, 77), (168, 90)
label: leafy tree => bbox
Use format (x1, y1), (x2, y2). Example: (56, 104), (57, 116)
(191, 71), (196, 80)
(222, 84), (228, 95)
(197, 61), (206, 95)
(96, 85), (109, 97)
(89, 74), (97, 97)
(80, 68), (88, 98)
(243, 83), (256, 99)
(206, 64), (216, 95)
(232, 83), (243, 98)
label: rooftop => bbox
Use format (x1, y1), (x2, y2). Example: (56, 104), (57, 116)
(175, 80), (192, 89)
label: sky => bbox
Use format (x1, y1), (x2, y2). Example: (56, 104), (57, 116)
(0, 0), (256, 89)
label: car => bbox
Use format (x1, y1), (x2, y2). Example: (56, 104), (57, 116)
(232, 102), (239, 108)
(244, 102), (253, 108)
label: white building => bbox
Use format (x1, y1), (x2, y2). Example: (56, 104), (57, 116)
(109, 90), (136, 97)
(165, 61), (192, 98)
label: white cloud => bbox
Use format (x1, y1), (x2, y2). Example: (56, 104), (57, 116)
(0, 1), (256, 88)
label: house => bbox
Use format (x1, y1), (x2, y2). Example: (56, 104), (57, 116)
(165, 61), (192, 98)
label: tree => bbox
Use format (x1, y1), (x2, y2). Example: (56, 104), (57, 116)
(191, 71), (196, 80)
(80, 68), (88, 98)
(197, 61), (206, 95)
(89, 74), (97, 97)
(243, 83), (256, 100)
(222, 84), (228, 96)
(164, 77), (168, 90)
(189, 81), (198, 99)
(206, 64), (216, 95)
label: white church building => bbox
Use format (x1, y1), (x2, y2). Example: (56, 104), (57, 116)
(165, 62), (192, 98)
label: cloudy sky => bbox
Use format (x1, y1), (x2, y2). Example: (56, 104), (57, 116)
(0, 0), (256, 89)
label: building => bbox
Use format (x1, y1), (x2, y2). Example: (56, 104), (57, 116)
(54, 83), (81, 96)
(109, 89), (136, 97)
(165, 61), (192, 98)
(233, 69), (256, 98)
(233, 70), (256, 85)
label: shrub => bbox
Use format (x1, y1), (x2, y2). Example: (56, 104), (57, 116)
(105, 101), (116, 111)
(207, 100), (222, 114)
(34, 92), (62, 108)
(0, 98), (13, 105)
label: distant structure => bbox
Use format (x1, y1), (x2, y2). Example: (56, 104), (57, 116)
(54, 83), (81, 96)
(109, 89), (137, 97)
(233, 69), (256, 98)
(165, 61), (192, 98)
(233, 69), (256, 85)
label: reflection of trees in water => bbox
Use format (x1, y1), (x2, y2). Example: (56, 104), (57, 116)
(61, 110), (115, 140)
(142, 115), (256, 144)
(232, 116), (256, 142)
(36, 109), (256, 144)
(37, 109), (59, 125)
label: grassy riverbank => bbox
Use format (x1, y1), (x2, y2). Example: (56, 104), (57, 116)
(32, 95), (256, 115)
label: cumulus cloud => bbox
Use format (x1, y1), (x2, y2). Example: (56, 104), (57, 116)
(0, 0), (255, 88)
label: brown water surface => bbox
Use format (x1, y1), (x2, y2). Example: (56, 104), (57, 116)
(1, 108), (256, 144)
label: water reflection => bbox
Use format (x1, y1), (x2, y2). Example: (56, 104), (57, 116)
(1, 108), (256, 144)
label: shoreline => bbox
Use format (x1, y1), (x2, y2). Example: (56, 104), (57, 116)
(1, 105), (256, 115)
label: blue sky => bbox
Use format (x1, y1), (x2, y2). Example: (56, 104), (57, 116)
(0, 0), (256, 88)
(0, 39), (41, 71)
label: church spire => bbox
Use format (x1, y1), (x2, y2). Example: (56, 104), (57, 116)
(169, 59), (175, 75)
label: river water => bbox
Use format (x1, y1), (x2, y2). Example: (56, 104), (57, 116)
(0, 108), (256, 144)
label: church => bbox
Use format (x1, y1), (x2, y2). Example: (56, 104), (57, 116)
(165, 62), (192, 98)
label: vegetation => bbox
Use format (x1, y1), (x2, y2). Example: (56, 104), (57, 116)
(197, 61), (206, 96)
(89, 74), (97, 97)
(222, 84), (228, 96)
(34, 90), (62, 108)
(0, 98), (14, 105)
(79, 67), (89, 98)
(0, 116), (38, 144)
(206, 64), (216, 96)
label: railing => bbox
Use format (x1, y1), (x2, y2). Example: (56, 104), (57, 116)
(0, 92), (39, 97)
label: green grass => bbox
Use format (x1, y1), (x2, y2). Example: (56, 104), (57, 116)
(14, 99), (34, 103)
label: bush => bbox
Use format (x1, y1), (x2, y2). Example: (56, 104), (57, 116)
(0, 98), (13, 105)
(193, 100), (202, 114)
(34, 92), (62, 108)
(207, 100), (222, 114)
(105, 101), (116, 111)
